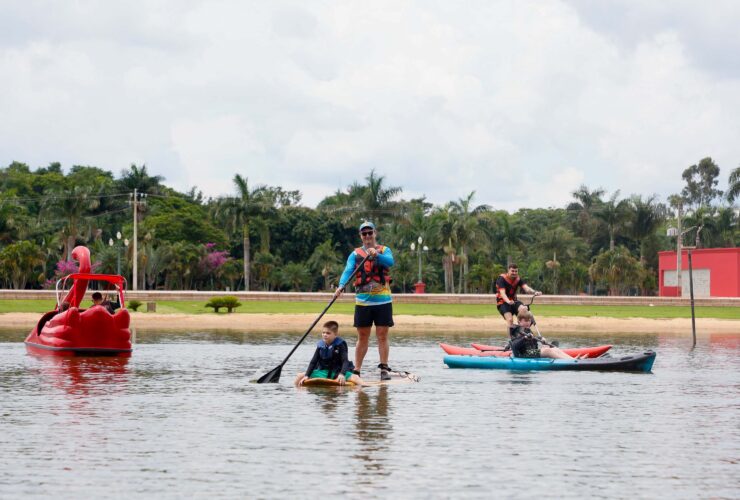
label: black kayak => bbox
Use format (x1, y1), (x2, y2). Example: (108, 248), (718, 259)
(444, 351), (656, 372)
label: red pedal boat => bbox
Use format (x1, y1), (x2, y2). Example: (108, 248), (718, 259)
(24, 246), (132, 357)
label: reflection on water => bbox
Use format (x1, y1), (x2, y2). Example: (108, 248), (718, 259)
(354, 387), (391, 476)
(1, 331), (738, 498)
(29, 356), (130, 396)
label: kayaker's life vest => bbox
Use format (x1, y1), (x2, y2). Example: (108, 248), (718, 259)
(496, 273), (522, 305)
(354, 246), (391, 287)
(509, 326), (540, 358)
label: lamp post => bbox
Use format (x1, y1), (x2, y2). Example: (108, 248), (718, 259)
(108, 231), (129, 276)
(410, 236), (429, 293)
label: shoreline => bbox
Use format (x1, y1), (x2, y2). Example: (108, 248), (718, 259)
(2, 312), (738, 335)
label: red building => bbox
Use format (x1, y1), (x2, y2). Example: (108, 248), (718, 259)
(658, 247), (740, 297)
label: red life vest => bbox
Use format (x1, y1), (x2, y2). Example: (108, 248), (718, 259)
(354, 246), (391, 286)
(496, 273), (521, 305)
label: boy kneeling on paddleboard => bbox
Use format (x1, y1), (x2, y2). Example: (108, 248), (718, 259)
(295, 321), (365, 386)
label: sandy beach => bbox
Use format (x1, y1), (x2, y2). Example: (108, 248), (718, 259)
(3, 312), (738, 335)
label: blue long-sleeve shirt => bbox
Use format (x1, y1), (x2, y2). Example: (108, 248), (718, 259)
(339, 246), (394, 305)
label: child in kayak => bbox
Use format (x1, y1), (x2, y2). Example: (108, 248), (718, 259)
(295, 321), (365, 386)
(509, 310), (580, 360)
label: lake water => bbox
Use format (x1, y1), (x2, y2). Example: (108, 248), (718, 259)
(1, 329), (738, 499)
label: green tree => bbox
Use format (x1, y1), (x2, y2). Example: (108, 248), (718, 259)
(682, 157), (723, 208)
(214, 175), (265, 290)
(538, 226), (577, 294)
(482, 211), (530, 266)
(306, 240), (342, 291)
(568, 185), (605, 249)
(280, 261), (311, 291)
(467, 261), (503, 293)
(589, 246), (643, 296)
(727, 165), (740, 204)
(118, 163), (165, 194)
(43, 185), (101, 260)
(594, 191), (631, 251)
(450, 191), (489, 293)
(0, 241), (46, 289)
(628, 195), (666, 264)
(435, 204), (458, 293)
(252, 251), (281, 291)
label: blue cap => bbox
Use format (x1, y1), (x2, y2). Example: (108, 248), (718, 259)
(359, 221), (375, 231)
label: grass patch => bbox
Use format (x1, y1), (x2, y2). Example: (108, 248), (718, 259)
(1, 299), (738, 320)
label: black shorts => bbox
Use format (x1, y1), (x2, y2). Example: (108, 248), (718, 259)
(354, 303), (394, 328)
(497, 300), (524, 317)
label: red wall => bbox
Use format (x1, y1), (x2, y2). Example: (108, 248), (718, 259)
(658, 247), (740, 297)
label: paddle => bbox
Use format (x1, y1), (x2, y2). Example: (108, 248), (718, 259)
(256, 254), (371, 384)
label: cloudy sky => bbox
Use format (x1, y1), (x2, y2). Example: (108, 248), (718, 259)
(1, 0), (738, 209)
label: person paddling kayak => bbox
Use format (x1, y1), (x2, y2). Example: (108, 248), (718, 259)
(510, 310), (580, 360)
(295, 321), (365, 386)
(334, 221), (395, 381)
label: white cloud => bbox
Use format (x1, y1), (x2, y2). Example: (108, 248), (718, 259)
(1, 0), (739, 210)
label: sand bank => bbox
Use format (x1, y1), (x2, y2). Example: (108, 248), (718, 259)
(2, 312), (738, 335)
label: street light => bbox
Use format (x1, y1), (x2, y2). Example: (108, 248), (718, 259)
(410, 236), (429, 293)
(108, 230), (128, 276)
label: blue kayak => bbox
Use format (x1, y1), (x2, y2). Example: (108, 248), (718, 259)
(444, 351), (656, 373)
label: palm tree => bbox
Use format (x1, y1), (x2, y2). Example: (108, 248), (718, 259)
(252, 251), (280, 291)
(214, 175), (266, 291)
(713, 206), (739, 247)
(568, 185), (605, 247)
(144, 244), (173, 290)
(450, 192), (490, 293)
(727, 166), (740, 204)
(594, 190), (631, 251)
(539, 226), (577, 294)
(435, 204), (458, 293)
(683, 206), (718, 249)
(281, 262), (310, 291)
(118, 164), (165, 194)
(589, 246), (643, 296)
(162, 242), (202, 290)
(43, 185), (101, 260)
(358, 169), (403, 225)
(482, 211), (530, 266)
(307, 240), (342, 291)
(0, 241), (46, 289)
(628, 195), (666, 264)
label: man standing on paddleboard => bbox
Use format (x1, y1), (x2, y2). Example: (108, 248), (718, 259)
(334, 221), (395, 381)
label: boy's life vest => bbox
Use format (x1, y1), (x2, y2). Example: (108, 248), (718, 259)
(354, 246), (391, 287)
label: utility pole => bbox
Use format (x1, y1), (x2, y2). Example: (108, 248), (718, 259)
(133, 188), (138, 290)
(676, 201), (682, 297)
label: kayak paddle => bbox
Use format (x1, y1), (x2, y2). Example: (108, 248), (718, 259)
(256, 254), (370, 384)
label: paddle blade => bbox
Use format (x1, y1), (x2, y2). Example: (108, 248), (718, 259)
(256, 364), (282, 384)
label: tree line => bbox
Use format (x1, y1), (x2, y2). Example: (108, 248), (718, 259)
(0, 159), (738, 295)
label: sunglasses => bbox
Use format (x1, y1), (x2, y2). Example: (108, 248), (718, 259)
(360, 231), (374, 236)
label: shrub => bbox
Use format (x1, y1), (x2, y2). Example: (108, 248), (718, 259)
(128, 299), (142, 312)
(221, 296), (241, 313)
(206, 296), (242, 313)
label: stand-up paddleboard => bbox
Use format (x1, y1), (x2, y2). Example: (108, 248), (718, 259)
(301, 371), (420, 387)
